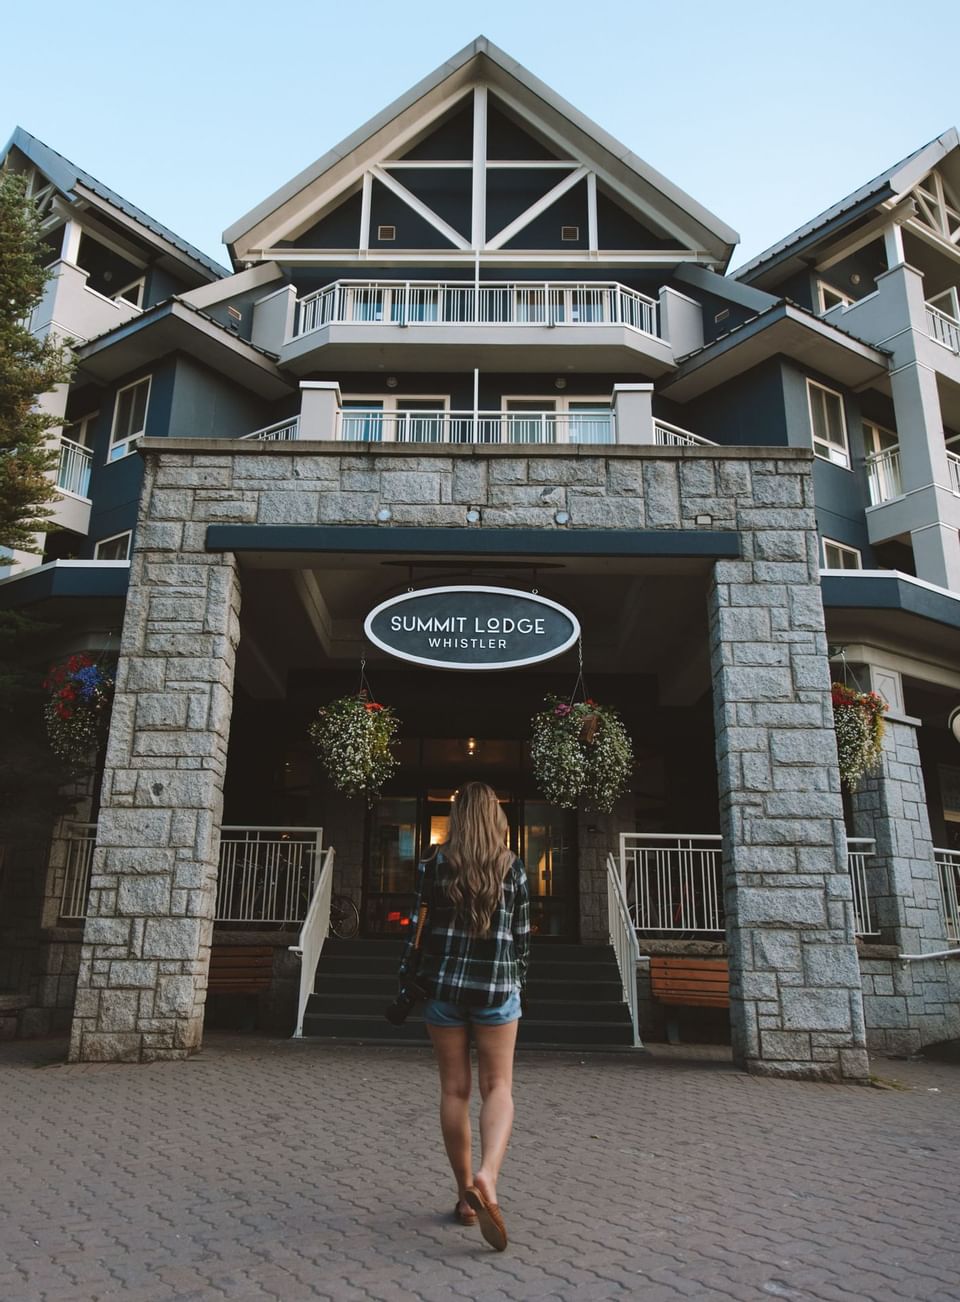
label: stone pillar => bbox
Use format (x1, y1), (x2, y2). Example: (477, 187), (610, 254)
(68, 452), (241, 1063)
(708, 456), (869, 1081)
(850, 715), (958, 1051)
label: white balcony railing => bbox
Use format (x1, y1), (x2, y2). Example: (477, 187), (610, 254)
(240, 417), (300, 442)
(926, 305), (960, 353)
(60, 825), (324, 925)
(619, 833), (724, 934)
(56, 438), (92, 499)
(847, 838), (879, 937)
(294, 280), (659, 340)
(653, 420), (717, 448)
(59, 823), (97, 919)
(934, 848), (960, 943)
(865, 446), (903, 505)
(336, 408), (615, 446)
(947, 450), (960, 495)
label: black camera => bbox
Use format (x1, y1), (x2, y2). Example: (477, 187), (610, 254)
(384, 979), (429, 1025)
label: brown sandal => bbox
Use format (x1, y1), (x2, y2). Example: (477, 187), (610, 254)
(454, 1202), (478, 1227)
(464, 1186), (507, 1251)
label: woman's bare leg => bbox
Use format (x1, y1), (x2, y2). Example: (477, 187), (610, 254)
(427, 1024), (473, 1212)
(472, 1019), (519, 1206)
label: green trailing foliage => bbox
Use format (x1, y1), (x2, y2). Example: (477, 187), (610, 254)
(308, 693), (400, 803)
(530, 695), (635, 813)
(0, 169), (75, 553)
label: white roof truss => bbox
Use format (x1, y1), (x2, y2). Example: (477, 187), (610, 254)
(910, 168), (960, 247)
(227, 39), (737, 266)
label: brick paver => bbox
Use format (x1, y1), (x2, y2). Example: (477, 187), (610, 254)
(1, 1034), (958, 1301)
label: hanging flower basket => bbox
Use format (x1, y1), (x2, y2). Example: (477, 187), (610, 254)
(308, 692), (400, 801)
(530, 695), (634, 813)
(42, 653), (115, 771)
(831, 682), (887, 791)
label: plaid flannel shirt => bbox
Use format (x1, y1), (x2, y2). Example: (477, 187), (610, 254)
(398, 852), (530, 1007)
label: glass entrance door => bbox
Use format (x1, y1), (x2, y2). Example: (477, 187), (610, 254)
(363, 787), (577, 939)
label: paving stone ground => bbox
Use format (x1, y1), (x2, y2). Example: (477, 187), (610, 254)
(1, 1033), (959, 1302)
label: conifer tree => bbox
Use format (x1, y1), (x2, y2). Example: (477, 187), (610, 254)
(0, 168), (74, 553)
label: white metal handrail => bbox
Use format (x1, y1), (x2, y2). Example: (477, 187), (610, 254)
(295, 279), (659, 339)
(653, 420), (717, 448)
(56, 438), (92, 499)
(59, 823), (97, 919)
(336, 408), (614, 446)
(605, 852), (641, 1047)
(847, 838), (879, 936)
(926, 304), (960, 353)
(947, 450), (960, 495)
(289, 845), (336, 1038)
(934, 847), (960, 943)
(865, 446), (903, 505)
(216, 826), (323, 923)
(239, 417), (300, 442)
(619, 833), (724, 933)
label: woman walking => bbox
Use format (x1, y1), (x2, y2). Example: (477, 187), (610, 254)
(397, 781), (530, 1251)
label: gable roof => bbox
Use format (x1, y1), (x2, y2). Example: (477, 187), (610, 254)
(3, 127), (229, 282)
(732, 128), (960, 286)
(224, 36), (738, 267)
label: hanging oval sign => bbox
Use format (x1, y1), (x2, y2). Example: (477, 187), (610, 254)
(364, 585), (580, 671)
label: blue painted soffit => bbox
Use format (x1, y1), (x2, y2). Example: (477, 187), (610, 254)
(2, 126), (229, 282)
(0, 561), (130, 609)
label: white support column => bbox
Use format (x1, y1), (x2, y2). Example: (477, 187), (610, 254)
(359, 173), (372, 253)
(883, 221), (905, 270)
(60, 219), (82, 265)
(611, 383), (654, 444)
(472, 85), (487, 251)
(299, 381), (342, 440)
(587, 172), (598, 252)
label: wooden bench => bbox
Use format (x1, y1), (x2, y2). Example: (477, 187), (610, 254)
(207, 946), (274, 996)
(648, 957), (729, 1044)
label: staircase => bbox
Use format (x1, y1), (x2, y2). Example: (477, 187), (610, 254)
(301, 938), (637, 1049)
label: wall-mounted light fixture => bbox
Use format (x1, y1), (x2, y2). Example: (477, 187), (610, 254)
(464, 737), (479, 758)
(386, 376), (399, 389)
(376, 506), (392, 522)
(554, 509), (570, 525)
(950, 706), (960, 745)
(554, 377), (567, 390)
(465, 507), (481, 524)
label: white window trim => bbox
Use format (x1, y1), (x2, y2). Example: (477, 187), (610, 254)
(66, 412), (99, 448)
(108, 375), (152, 462)
(500, 394), (611, 413)
(340, 393), (451, 413)
(822, 537), (862, 570)
(94, 531), (132, 561)
(817, 280), (853, 314)
(806, 378), (851, 469)
(862, 420), (898, 456)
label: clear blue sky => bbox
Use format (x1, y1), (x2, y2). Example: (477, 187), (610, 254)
(3, 0), (958, 271)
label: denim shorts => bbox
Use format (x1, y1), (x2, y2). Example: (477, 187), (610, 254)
(424, 988), (522, 1028)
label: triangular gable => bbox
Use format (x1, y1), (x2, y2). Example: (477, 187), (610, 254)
(2, 127), (228, 281)
(224, 37), (737, 266)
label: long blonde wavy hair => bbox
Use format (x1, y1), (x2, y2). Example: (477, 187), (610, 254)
(441, 782), (515, 937)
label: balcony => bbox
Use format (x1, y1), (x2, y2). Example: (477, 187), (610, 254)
(56, 437), (92, 498)
(926, 303), (960, 355)
(335, 407), (614, 445)
(275, 278), (678, 375)
(49, 437), (93, 535)
(865, 445), (903, 505)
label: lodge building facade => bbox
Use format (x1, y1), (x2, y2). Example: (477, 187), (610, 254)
(2, 38), (959, 1078)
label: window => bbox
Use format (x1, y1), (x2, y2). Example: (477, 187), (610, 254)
(927, 287), (960, 321)
(822, 538), (862, 570)
(817, 281), (853, 314)
(806, 380), (850, 468)
(339, 394), (450, 443)
(94, 531), (132, 561)
(109, 376), (150, 461)
(502, 396), (613, 445)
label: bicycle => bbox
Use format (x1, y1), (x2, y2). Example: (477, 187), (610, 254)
(329, 893), (360, 939)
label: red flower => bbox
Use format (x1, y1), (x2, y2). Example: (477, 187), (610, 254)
(365, 702), (384, 712)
